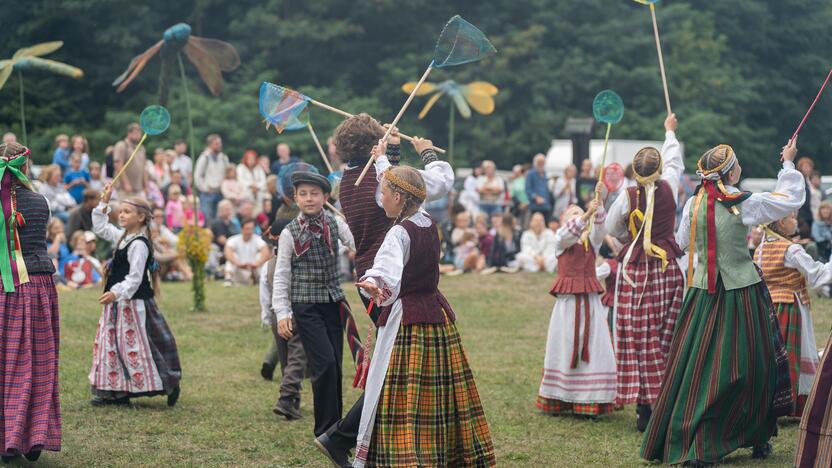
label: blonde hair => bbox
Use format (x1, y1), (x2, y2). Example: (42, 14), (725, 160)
(39, 164), (61, 184)
(632, 147), (662, 185)
(818, 201), (832, 223)
(383, 166), (426, 222)
(104, 197), (161, 297)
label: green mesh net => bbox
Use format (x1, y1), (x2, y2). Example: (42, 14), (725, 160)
(592, 90), (624, 125)
(139, 105), (171, 135)
(432, 16), (497, 68)
(259, 82), (310, 133)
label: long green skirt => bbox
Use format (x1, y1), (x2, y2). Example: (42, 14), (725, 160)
(641, 279), (787, 464)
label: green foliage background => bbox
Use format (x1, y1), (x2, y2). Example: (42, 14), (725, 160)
(1, 0), (831, 176)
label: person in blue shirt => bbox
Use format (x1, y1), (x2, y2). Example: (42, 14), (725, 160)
(526, 153), (553, 223)
(52, 134), (71, 175)
(64, 153), (91, 204)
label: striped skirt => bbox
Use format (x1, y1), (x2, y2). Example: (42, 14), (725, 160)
(640, 279), (788, 464)
(361, 321), (495, 467)
(795, 332), (832, 468)
(614, 259), (684, 406)
(0, 275), (61, 454)
(89, 298), (181, 399)
(775, 301), (819, 417)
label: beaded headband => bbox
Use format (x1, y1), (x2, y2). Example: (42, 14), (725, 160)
(385, 171), (427, 201)
(0, 147), (31, 161)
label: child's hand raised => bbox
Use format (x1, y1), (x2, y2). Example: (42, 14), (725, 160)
(101, 182), (114, 204)
(664, 113), (678, 132)
(383, 124), (400, 145)
(371, 138), (388, 160)
(411, 137), (433, 154)
(583, 199), (599, 220)
(781, 137), (798, 162)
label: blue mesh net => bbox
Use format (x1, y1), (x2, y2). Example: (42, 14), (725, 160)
(592, 90), (624, 125)
(278, 162), (320, 200)
(139, 105), (171, 135)
(327, 171), (342, 200)
(259, 82), (310, 133)
(432, 16), (497, 68)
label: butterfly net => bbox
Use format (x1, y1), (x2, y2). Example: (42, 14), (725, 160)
(592, 90), (624, 125)
(139, 105), (171, 135)
(259, 82), (310, 133)
(433, 16), (497, 68)
(278, 162), (320, 200)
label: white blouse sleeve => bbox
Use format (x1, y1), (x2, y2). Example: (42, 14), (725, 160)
(335, 214), (355, 251)
(259, 260), (274, 325)
(421, 161), (454, 201)
(359, 225), (410, 307)
(373, 155), (391, 208)
(605, 191), (631, 242)
(784, 244), (832, 289)
(555, 217), (583, 256)
(109, 239), (149, 302)
(740, 160), (806, 226)
(589, 206), (607, 252)
(596, 262), (612, 281)
(676, 197), (694, 252)
(660, 131), (684, 198)
(92, 202), (124, 243)
(272, 230), (295, 321)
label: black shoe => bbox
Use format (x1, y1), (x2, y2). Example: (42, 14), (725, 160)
(23, 450), (41, 462)
(313, 433), (352, 468)
(1, 455), (18, 463)
(90, 396), (130, 406)
(260, 362), (275, 381)
(167, 386), (181, 407)
(636, 404), (652, 433)
(273, 398), (302, 420)
(751, 441), (772, 459)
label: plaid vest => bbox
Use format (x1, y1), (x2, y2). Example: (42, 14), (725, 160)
(754, 238), (810, 305)
(287, 214), (345, 304)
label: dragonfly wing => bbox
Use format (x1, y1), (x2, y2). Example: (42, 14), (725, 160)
(183, 41), (224, 96)
(189, 36), (241, 72)
(113, 40), (163, 91)
(13, 41), (63, 60)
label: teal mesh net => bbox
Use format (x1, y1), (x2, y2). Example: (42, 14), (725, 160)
(432, 16), (497, 68)
(139, 105), (171, 135)
(592, 90), (624, 125)
(278, 162), (320, 199)
(259, 82), (310, 133)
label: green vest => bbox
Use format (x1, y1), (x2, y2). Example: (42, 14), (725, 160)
(690, 194), (760, 291)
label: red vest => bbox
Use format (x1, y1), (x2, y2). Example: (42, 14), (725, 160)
(550, 242), (603, 296)
(617, 180), (684, 263)
(341, 164), (395, 277)
(378, 217), (455, 327)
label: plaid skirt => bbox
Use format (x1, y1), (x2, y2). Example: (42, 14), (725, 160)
(0, 275), (61, 454)
(362, 321), (496, 467)
(795, 332), (832, 468)
(89, 298), (181, 399)
(536, 396), (615, 416)
(776, 301), (820, 417)
(614, 259), (684, 405)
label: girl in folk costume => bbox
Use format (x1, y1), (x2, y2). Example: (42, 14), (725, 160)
(795, 329), (832, 467)
(537, 193), (617, 418)
(642, 140), (803, 466)
(756, 212), (832, 417)
(604, 114), (685, 431)
(0, 143), (61, 462)
(89, 183), (182, 407)
(352, 166), (495, 467)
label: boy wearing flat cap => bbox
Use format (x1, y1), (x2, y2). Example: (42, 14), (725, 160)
(272, 171), (356, 437)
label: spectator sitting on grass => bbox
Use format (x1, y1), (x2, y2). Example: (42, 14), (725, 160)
(223, 218), (270, 286)
(516, 212), (557, 273)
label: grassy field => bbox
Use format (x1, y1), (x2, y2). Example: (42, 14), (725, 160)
(36, 273), (831, 466)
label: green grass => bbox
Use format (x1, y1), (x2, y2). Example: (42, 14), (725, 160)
(39, 274), (831, 466)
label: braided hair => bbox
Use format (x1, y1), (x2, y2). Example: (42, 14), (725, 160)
(383, 166), (427, 224)
(632, 147), (662, 186)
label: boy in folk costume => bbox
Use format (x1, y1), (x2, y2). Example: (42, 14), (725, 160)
(352, 166), (495, 467)
(315, 116), (453, 465)
(755, 212), (832, 417)
(604, 113), (685, 431)
(537, 194), (618, 418)
(272, 172), (363, 438)
(90, 184), (182, 407)
(642, 140), (802, 466)
(0, 143), (61, 462)
(258, 218), (308, 420)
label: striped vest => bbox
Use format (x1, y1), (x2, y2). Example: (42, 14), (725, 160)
(287, 214), (345, 304)
(341, 163), (394, 278)
(16, 186), (55, 275)
(754, 238), (810, 305)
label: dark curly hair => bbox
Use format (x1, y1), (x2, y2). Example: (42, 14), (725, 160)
(332, 113), (385, 163)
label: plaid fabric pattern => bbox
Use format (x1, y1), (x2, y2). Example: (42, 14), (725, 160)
(795, 332), (832, 468)
(288, 214), (345, 304)
(143, 298), (182, 393)
(363, 321), (496, 467)
(0, 275), (61, 454)
(776, 302), (805, 416)
(536, 396), (615, 416)
(615, 258), (683, 405)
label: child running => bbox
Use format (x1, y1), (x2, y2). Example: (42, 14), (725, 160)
(89, 183), (182, 407)
(351, 165), (495, 467)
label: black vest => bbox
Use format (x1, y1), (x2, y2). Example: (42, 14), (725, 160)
(16, 187), (55, 275)
(104, 236), (154, 300)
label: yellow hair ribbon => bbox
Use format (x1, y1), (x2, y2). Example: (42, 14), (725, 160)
(687, 188), (705, 287)
(628, 209), (644, 239)
(642, 183), (669, 271)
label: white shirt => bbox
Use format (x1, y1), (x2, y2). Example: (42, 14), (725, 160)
(676, 160), (806, 250)
(371, 155), (454, 207)
(236, 164), (267, 195)
(272, 213), (355, 321)
(92, 202), (149, 302)
(226, 234), (267, 264)
(171, 154), (193, 180)
(520, 229), (557, 258)
(606, 131), (684, 242)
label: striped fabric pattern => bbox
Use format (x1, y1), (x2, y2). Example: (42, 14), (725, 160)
(795, 332), (832, 468)
(776, 302), (807, 417)
(536, 396), (615, 416)
(362, 321), (496, 467)
(0, 275), (61, 454)
(755, 239), (809, 304)
(615, 258), (683, 405)
(640, 280), (782, 464)
(341, 164), (394, 278)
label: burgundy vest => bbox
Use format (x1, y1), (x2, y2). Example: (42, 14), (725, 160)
(341, 164), (395, 277)
(601, 259), (618, 307)
(377, 218), (455, 327)
(616, 180), (684, 263)
(549, 242), (603, 296)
